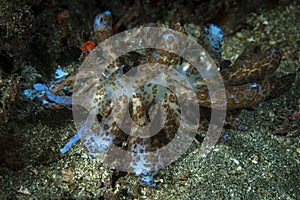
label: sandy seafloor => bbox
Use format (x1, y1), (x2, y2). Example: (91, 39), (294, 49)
(0, 1), (299, 200)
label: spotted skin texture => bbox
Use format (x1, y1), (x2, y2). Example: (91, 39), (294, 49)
(25, 11), (296, 186)
(94, 10), (113, 43)
(220, 42), (282, 85)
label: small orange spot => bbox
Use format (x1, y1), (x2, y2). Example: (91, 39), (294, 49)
(81, 41), (95, 56)
(56, 10), (69, 21)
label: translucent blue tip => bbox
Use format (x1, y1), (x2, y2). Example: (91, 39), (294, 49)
(140, 173), (156, 187)
(60, 133), (80, 154)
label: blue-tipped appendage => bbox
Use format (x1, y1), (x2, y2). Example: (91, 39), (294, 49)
(60, 133), (80, 154)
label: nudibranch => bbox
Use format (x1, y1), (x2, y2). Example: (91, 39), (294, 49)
(23, 10), (295, 186)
